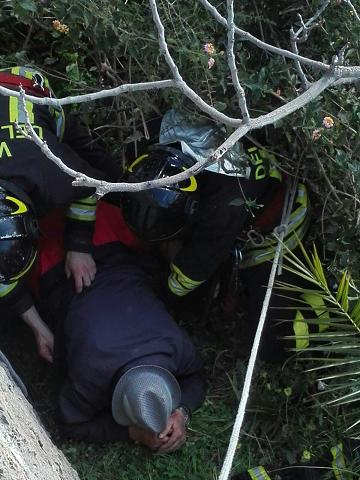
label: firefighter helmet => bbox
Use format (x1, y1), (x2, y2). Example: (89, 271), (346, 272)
(0, 186), (38, 283)
(121, 145), (199, 242)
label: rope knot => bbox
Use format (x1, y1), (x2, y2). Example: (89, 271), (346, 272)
(273, 223), (288, 237)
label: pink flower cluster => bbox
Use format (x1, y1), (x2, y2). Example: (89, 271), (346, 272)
(203, 43), (215, 69)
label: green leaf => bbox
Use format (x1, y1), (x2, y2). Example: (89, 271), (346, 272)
(18, 0), (37, 12)
(350, 298), (360, 325)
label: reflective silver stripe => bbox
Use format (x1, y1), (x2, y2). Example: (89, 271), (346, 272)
(248, 466), (271, 480)
(168, 274), (191, 296)
(66, 207), (96, 217)
(0, 281), (18, 297)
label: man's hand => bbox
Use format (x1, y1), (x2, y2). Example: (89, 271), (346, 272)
(33, 323), (54, 363)
(21, 305), (54, 363)
(157, 409), (187, 454)
(65, 251), (96, 294)
(128, 425), (163, 451)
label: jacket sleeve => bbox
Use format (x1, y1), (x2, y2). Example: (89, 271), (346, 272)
(167, 171), (279, 297)
(0, 279), (33, 317)
(58, 413), (130, 443)
(61, 115), (120, 183)
(60, 116), (121, 252)
(64, 194), (97, 252)
(176, 330), (206, 413)
(178, 369), (206, 414)
(58, 377), (129, 443)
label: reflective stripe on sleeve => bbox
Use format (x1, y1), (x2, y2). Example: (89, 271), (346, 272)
(240, 183), (309, 269)
(248, 466), (272, 480)
(9, 67), (35, 124)
(66, 195), (97, 222)
(168, 263), (205, 296)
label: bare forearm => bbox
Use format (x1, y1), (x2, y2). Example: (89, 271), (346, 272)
(21, 305), (46, 332)
(21, 305), (54, 363)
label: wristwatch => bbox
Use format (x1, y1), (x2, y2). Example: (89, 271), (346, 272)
(177, 404), (191, 425)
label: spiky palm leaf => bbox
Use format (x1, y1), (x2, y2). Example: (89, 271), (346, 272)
(275, 242), (360, 439)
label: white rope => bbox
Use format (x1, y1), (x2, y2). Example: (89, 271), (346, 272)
(218, 180), (298, 480)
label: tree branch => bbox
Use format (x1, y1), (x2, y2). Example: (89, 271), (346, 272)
(226, 0), (250, 121)
(293, 0), (330, 39)
(198, 0), (330, 72)
(148, 0), (242, 127)
(18, 68), (347, 197)
(343, 0), (360, 22)
(290, 1), (330, 90)
(290, 26), (311, 91)
(0, 79), (176, 107)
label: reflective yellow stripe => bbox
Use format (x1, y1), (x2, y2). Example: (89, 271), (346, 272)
(76, 195), (97, 205)
(9, 95), (18, 123)
(171, 263), (204, 287)
(248, 466), (271, 480)
(331, 443), (347, 480)
(6, 196), (28, 214)
(11, 251), (37, 281)
(241, 217), (309, 268)
(8, 67), (35, 124)
(22, 70), (35, 123)
(0, 281), (18, 297)
(258, 148), (282, 182)
(66, 195), (97, 221)
(240, 183), (309, 268)
(180, 167), (197, 192)
(269, 166), (282, 181)
(168, 263), (205, 296)
(128, 154), (149, 172)
(293, 310), (310, 350)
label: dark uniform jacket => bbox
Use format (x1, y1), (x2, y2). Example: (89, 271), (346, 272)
(36, 203), (205, 443)
(125, 119), (309, 298)
(0, 66), (119, 316)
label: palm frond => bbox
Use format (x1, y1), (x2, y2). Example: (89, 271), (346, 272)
(276, 242), (360, 437)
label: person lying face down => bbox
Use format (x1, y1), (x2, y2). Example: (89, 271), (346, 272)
(34, 201), (205, 451)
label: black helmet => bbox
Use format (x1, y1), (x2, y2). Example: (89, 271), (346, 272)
(0, 186), (38, 283)
(122, 145), (199, 242)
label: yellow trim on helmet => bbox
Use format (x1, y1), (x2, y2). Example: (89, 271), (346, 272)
(180, 167), (197, 192)
(128, 154), (149, 173)
(6, 196), (28, 215)
(10, 250), (37, 281)
(128, 153), (197, 192)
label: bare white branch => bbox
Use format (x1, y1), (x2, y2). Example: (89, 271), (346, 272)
(289, 1), (330, 90)
(226, 0), (250, 121)
(19, 69), (347, 198)
(290, 26), (311, 91)
(294, 0), (330, 39)
(148, 0), (242, 127)
(4, 0), (360, 211)
(0, 79), (176, 107)
(343, 0), (360, 22)
(198, 0), (330, 72)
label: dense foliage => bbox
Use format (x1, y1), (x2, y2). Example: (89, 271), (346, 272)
(1, 0), (359, 278)
(1, 0), (360, 478)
